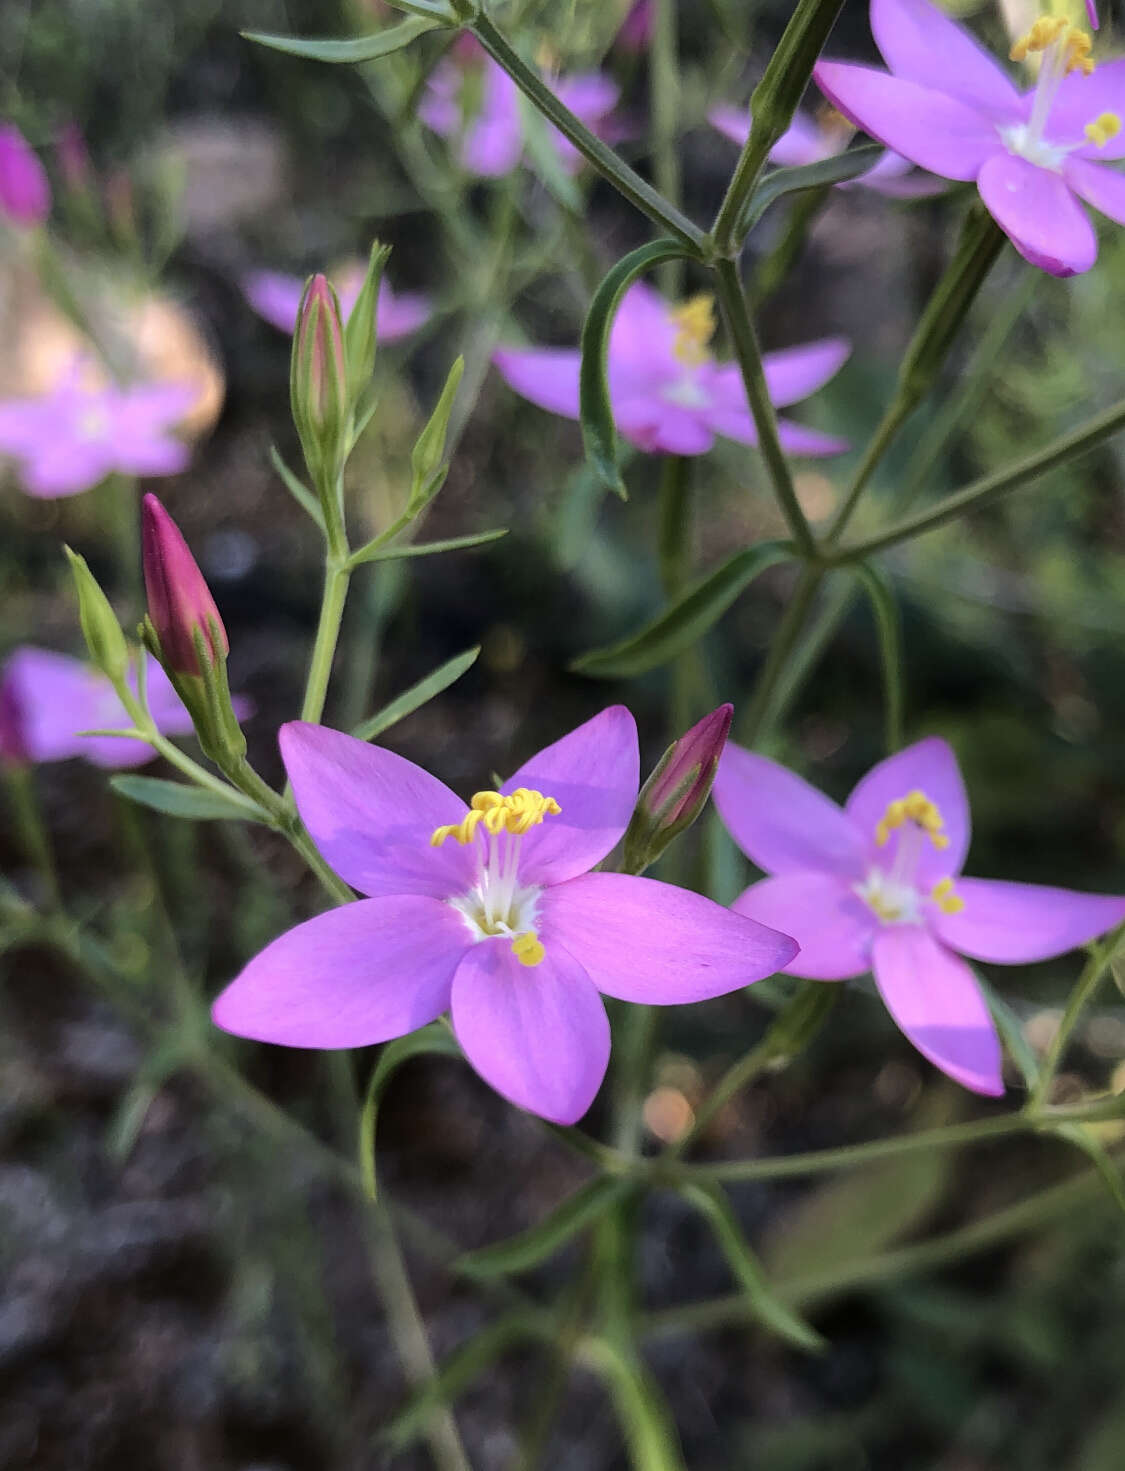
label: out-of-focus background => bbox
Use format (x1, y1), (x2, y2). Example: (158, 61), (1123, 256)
(3, 0), (1125, 1466)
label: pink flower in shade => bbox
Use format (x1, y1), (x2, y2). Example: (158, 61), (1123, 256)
(813, 0), (1125, 276)
(211, 709), (799, 1124)
(418, 36), (620, 178)
(709, 103), (942, 198)
(0, 124), (50, 227)
(713, 736), (1125, 1096)
(0, 647), (197, 769)
(0, 373), (195, 498)
(493, 282), (850, 458)
(617, 0), (654, 53)
(243, 265), (431, 344)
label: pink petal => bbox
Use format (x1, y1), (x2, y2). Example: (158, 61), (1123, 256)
(761, 339), (851, 408)
(5, 648), (109, 762)
(502, 706), (639, 886)
(977, 152), (1097, 276)
(21, 439), (113, 497)
(540, 872), (798, 1003)
(212, 896), (469, 1048)
(378, 283), (431, 341)
(813, 61), (1002, 181)
(871, 0), (1023, 118)
(643, 407), (715, 455)
(732, 873), (874, 980)
(709, 104), (752, 149)
(775, 418), (851, 457)
(280, 722), (477, 900)
(243, 270), (304, 332)
(1064, 156), (1125, 228)
(933, 877), (1125, 964)
(451, 939), (609, 1123)
(492, 348), (581, 419)
(872, 925), (1004, 1095)
(770, 112), (832, 165)
(845, 736), (969, 885)
(555, 73), (619, 124)
(1047, 60), (1125, 159)
(462, 61), (523, 176)
(713, 743), (867, 878)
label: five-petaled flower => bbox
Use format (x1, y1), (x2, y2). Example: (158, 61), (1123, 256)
(713, 736), (1125, 1095)
(243, 264), (431, 344)
(493, 282), (850, 458)
(212, 709), (799, 1124)
(814, 0), (1125, 276)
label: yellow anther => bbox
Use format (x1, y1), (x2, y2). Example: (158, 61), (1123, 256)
(670, 293), (717, 367)
(930, 877), (965, 915)
(874, 789), (949, 851)
(430, 788), (561, 846)
(1085, 110), (1121, 146)
(1011, 17), (1094, 74)
(511, 931), (546, 967)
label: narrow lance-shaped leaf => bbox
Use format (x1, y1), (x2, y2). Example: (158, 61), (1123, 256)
(110, 775), (264, 823)
(269, 444), (324, 528)
(739, 144), (883, 234)
(410, 355), (464, 509)
(582, 1339), (688, 1471)
(242, 14), (445, 64)
(352, 646), (480, 742)
(348, 527), (508, 568)
(580, 239), (698, 498)
(457, 1175), (636, 1278)
(358, 1024), (463, 1198)
(572, 540), (793, 678)
(850, 561), (904, 755)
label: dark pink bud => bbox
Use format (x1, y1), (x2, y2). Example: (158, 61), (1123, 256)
(0, 125), (50, 227)
(142, 494), (228, 675)
(644, 704), (733, 825)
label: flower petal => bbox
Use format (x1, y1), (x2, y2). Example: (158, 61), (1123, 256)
(977, 152), (1097, 277)
(713, 742), (867, 878)
(1047, 60), (1125, 160)
(540, 872), (798, 1003)
(761, 339), (851, 408)
(640, 407), (715, 455)
(1063, 155), (1125, 227)
(451, 938), (609, 1124)
(872, 926), (1004, 1094)
(814, 61), (1002, 181)
(845, 736), (969, 884)
(212, 896), (470, 1048)
(933, 877), (1125, 964)
(502, 706), (639, 886)
(243, 270), (304, 332)
(492, 348), (581, 420)
(733, 873), (874, 979)
(462, 60), (524, 176)
(775, 419), (851, 457)
(280, 721), (477, 900)
(871, 0), (1023, 117)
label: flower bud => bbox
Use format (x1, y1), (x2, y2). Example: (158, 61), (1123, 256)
(142, 494), (228, 676)
(623, 704), (733, 874)
(291, 273), (349, 484)
(0, 124), (50, 228)
(64, 547), (129, 684)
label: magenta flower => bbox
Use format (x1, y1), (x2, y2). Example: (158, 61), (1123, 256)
(418, 36), (620, 178)
(493, 282), (849, 457)
(713, 736), (1125, 1095)
(0, 647), (196, 769)
(814, 0), (1125, 276)
(0, 124), (50, 227)
(0, 373), (195, 498)
(709, 103), (941, 197)
(212, 709), (799, 1124)
(243, 264), (430, 344)
(1087, 0), (1100, 32)
(617, 0), (654, 53)
(142, 494), (229, 676)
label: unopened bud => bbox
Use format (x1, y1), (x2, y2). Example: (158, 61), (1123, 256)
(0, 124), (50, 228)
(64, 547), (129, 684)
(343, 240), (391, 401)
(409, 356), (464, 509)
(142, 494), (228, 675)
(291, 273), (349, 484)
(623, 704), (733, 874)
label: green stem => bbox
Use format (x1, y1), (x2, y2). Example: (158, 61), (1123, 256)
(650, 0), (683, 296)
(739, 563), (825, 745)
(712, 257), (816, 558)
(4, 765), (61, 908)
(300, 560), (351, 725)
(657, 454), (693, 600)
(825, 400), (912, 546)
(748, 186), (829, 307)
(1031, 924), (1125, 1110)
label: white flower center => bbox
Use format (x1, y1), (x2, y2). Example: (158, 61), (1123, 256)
(1001, 18), (1117, 171)
(853, 788), (964, 926)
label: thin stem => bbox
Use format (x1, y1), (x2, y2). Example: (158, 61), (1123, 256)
(300, 561), (351, 725)
(1031, 925), (1125, 1109)
(650, 0), (683, 296)
(667, 1038), (775, 1160)
(739, 563), (825, 745)
(712, 257), (816, 558)
(825, 400), (912, 546)
(657, 455), (693, 599)
(4, 765), (61, 908)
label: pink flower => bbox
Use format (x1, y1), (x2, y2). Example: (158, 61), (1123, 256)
(418, 36), (620, 178)
(617, 0), (654, 54)
(0, 647), (196, 769)
(709, 103), (942, 198)
(0, 373), (195, 498)
(493, 282), (850, 457)
(142, 494), (228, 676)
(0, 124), (50, 227)
(1087, 0), (1100, 32)
(814, 0), (1125, 276)
(243, 265), (431, 343)
(212, 709), (798, 1124)
(713, 736), (1125, 1095)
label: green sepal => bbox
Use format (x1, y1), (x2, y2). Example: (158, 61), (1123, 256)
(343, 240), (392, 402)
(64, 546), (129, 683)
(409, 355), (464, 510)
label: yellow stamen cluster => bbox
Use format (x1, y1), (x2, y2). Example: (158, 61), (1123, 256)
(430, 788), (562, 847)
(670, 293), (717, 367)
(1085, 110), (1122, 147)
(510, 931), (546, 967)
(874, 789), (950, 850)
(930, 877), (965, 915)
(1010, 17), (1094, 76)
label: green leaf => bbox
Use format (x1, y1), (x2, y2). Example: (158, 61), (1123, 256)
(110, 775), (262, 823)
(1054, 1124), (1125, 1222)
(850, 561), (905, 754)
(572, 540), (793, 678)
(580, 239), (698, 497)
(679, 1184), (825, 1352)
(352, 646), (480, 742)
(409, 356), (464, 508)
(269, 444), (324, 528)
(243, 15), (443, 64)
(358, 1024), (463, 1199)
(583, 1339), (688, 1471)
(457, 1175), (635, 1278)
(348, 526), (507, 567)
(740, 145), (883, 234)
